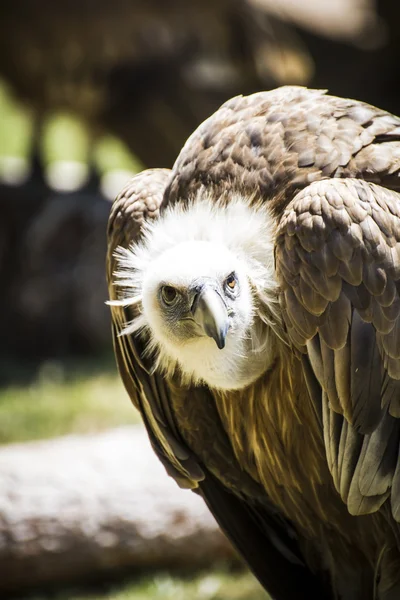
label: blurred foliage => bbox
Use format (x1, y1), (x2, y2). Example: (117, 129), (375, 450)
(0, 81), (33, 159)
(0, 78), (140, 180)
(0, 357), (139, 444)
(94, 135), (143, 175)
(28, 569), (269, 600)
(42, 112), (91, 164)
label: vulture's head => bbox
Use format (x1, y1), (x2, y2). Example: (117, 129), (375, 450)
(112, 194), (283, 391)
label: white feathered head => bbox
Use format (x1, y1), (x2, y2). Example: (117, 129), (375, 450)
(110, 192), (283, 390)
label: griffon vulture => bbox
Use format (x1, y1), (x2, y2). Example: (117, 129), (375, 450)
(106, 86), (400, 600)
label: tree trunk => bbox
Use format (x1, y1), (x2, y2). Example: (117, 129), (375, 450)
(0, 426), (234, 595)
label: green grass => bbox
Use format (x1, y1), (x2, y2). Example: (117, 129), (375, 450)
(106, 570), (268, 600)
(29, 569), (268, 600)
(0, 357), (140, 444)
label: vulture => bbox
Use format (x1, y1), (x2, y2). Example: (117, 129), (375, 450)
(106, 86), (400, 600)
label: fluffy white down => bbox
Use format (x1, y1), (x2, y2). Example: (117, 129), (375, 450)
(110, 192), (282, 390)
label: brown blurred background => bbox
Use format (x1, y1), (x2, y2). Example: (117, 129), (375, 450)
(0, 1), (399, 598)
(0, 0), (399, 368)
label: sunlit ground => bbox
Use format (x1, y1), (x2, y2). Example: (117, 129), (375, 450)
(27, 570), (268, 600)
(0, 358), (269, 599)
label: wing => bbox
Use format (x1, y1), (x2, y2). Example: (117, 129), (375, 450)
(275, 177), (400, 520)
(107, 169), (333, 600)
(164, 86), (400, 210)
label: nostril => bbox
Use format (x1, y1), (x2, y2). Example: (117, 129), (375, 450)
(190, 292), (200, 314)
(190, 284), (205, 314)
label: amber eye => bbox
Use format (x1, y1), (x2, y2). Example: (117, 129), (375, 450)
(161, 285), (178, 306)
(225, 273), (237, 291)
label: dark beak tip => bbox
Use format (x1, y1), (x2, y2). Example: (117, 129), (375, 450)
(214, 324), (229, 350)
(205, 324), (227, 350)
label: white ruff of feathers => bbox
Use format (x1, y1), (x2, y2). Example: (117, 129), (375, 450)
(109, 191), (284, 389)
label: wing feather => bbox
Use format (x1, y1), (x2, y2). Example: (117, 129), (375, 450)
(276, 178), (400, 519)
(358, 413), (399, 497)
(337, 419), (363, 503)
(350, 311), (383, 433)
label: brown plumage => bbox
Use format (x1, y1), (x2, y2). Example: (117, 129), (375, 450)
(107, 87), (400, 599)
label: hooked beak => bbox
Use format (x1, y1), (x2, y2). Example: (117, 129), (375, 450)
(191, 284), (229, 349)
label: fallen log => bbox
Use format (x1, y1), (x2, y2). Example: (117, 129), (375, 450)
(0, 426), (234, 595)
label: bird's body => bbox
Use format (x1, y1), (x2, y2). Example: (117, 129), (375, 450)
(107, 87), (400, 599)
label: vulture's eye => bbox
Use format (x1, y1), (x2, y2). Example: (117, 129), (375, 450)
(160, 285), (179, 306)
(225, 272), (237, 292)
